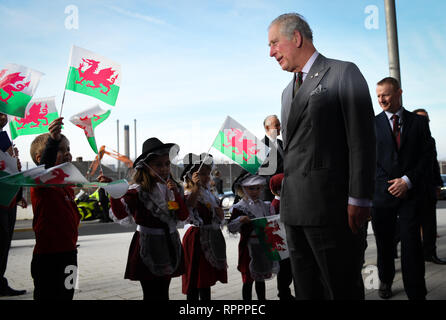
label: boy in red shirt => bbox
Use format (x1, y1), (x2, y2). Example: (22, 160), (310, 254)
(29, 117), (80, 300)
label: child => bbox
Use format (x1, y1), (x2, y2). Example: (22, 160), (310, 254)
(98, 137), (189, 300)
(269, 173), (283, 216)
(227, 170), (279, 300)
(29, 117), (79, 300)
(269, 173), (294, 300)
(181, 153), (227, 300)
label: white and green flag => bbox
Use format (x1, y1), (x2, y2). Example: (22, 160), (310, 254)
(69, 105), (111, 154)
(0, 162), (129, 205)
(0, 163), (86, 186)
(251, 215), (289, 261)
(0, 64), (44, 117)
(65, 45), (121, 106)
(0, 163), (45, 207)
(212, 116), (269, 174)
(8, 97), (59, 140)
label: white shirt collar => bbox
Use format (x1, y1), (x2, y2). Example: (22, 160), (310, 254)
(266, 134), (277, 144)
(385, 107), (403, 121)
(299, 51), (319, 81)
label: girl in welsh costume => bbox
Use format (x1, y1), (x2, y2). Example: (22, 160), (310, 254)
(99, 137), (189, 300)
(181, 153), (228, 300)
(227, 170), (279, 300)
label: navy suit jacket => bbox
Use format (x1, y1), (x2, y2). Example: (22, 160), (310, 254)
(373, 109), (434, 208)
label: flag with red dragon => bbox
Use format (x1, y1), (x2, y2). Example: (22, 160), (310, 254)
(0, 64), (44, 117)
(65, 45), (121, 106)
(0, 160), (128, 207)
(251, 214), (289, 261)
(212, 116), (269, 174)
(8, 97), (59, 140)
(69, 105), (111, 154)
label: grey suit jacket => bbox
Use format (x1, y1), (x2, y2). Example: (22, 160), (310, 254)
(280, 54), (376, 226)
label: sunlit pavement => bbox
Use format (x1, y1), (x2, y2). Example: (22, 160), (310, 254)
(2, 204), (446, 300)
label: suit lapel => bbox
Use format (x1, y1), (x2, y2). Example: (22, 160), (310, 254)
(281, 79), (294, 146)
(263, 135), (283, 159)
(400, 109), (413, 151)
(285, 54), (330, 150)
(377, 111), (398, 151)
(377, 112), (393, 141)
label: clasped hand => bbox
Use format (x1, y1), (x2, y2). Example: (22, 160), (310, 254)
(387, 178), (408, 199)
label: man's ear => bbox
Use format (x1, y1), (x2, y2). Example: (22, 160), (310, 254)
(35, 153), (41, 165)
(293, 30), (303, 48)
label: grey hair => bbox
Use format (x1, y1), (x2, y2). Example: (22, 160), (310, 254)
(269, 13), (313, 41)
(263, 114), (279, 128)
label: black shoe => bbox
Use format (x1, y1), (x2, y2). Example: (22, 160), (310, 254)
(425, 254), (446, 265)
(0, 286), (26, 297)
(378, 282), (392, 299)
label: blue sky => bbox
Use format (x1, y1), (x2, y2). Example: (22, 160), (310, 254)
(2, 0), (446, 167)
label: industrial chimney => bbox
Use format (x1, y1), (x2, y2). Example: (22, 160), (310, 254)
(124, 125), (130, 158)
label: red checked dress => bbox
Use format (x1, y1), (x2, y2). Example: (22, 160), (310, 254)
(110, 183), (189, 281)
(181, 188), (228, 294)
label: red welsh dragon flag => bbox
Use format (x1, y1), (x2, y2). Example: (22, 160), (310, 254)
(69, 105), (111, 154)
(212, 116), (269, 174)
(0, 64), (43, 117)
(252, 214), (289, 261)
(65, 46), (121, 106)
(9, 97), (59, 140)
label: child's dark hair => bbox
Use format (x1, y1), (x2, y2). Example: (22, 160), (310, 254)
(183, 163), (212, 191)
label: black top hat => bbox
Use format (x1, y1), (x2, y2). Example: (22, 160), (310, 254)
(180, 153), (214, 181)
(133, 137), (178, 168)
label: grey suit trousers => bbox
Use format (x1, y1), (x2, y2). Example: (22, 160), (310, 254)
(285, 223), (367, 300)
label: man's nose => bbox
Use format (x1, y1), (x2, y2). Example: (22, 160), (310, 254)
(269, 46), (276, 57)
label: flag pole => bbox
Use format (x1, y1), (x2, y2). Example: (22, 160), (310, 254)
(196, 117), (227, 174)
(196, 143), (214, 174)
(60, 45), (73, 118)
(59, 89), (67, 118)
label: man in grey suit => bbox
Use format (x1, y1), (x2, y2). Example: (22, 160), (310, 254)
(268, 13), (376, 299)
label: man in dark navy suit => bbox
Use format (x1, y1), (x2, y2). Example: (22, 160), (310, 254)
(260, 115), (284, 202)
(372, 77), (434, 300)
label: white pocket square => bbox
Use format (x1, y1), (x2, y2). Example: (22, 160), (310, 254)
(310, 84), (327, 96)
